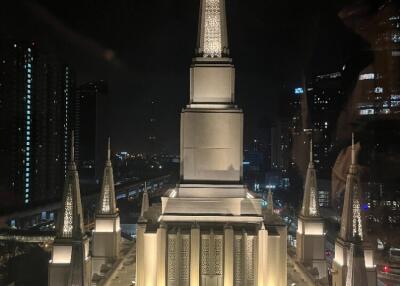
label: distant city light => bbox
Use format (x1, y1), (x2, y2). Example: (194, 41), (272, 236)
(294, 87), (304, 94)
(359, 73), (375, 80)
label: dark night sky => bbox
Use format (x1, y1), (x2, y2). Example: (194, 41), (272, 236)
(1, 0), (361, 153)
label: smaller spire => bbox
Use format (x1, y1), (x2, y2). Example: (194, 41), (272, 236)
(339, 137), (364, 241)
(266, 188), (274, 215)
(97, 139), (117, 214)
(70, 131), (75, 164)
(57, 131), (84, 238)
(300, 140), (320, 217)
(107, 137), (111, 161)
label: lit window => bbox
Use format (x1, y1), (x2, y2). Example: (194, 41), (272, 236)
(359, 73), (375, 80)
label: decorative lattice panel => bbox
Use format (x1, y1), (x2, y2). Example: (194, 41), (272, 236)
(167, 235), (177, 284)
(204, 0), (222, 57)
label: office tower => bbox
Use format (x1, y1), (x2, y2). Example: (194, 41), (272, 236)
(75, 81), (107, 182)
(0, 40), (75, 209)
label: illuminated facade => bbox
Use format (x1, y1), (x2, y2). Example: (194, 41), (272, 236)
(296, 140), (327, 279)
(48, 135), (92, 286)
(135, 0), (287, 285)
(92, 139), (121, 275)
(332, 135), (376, 286)
(0, 41), (75, 209)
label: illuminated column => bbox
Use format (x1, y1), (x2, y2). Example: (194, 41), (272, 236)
(135, 223), (146, 286)
(190, 224), (200, 286)
(157, 223), (167, 286)
(266, 228), (280, 286)
(257, 224), (268, 286)
(277, 225), (288, 286)
(224, 225), (234, 286)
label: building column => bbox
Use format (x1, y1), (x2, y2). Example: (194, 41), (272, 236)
(277, 225), (287, 286)
(224, 225), (234, 286)
(157, 223), (167, 286)
(136, 223), (146, 286)
(257, 224), (268, 286)
(190, 224), (200, 286)
(242, 229), (248, 286)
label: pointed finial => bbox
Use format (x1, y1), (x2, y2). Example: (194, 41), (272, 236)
(267, 188), (274, 215)
(351, 132), (355, 165)
(107, 137), (111, 161)
(310, 138), (313, 164)
(70, 130), (75, 163)
(144, 181), (147, 193)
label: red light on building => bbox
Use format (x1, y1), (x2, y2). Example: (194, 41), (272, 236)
(383, 265), (390, 273)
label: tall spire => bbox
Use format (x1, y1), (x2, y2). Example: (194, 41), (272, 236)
(339, 134), (364, 241)
(97, 138), (117, 215)
(196, 0), (229, 58)
(300, 139), (320, 217)
(57, 132), (84, 238)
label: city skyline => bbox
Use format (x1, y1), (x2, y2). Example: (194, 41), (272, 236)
(1, 1), (400, 285)
(2, 0), (363, 153)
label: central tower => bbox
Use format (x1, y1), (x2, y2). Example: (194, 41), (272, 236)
(181, 0), (242, 183)
(135, 1), (287, 285)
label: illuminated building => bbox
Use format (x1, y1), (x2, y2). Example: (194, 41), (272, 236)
(296, 140), (327, 279)
(91, 139), (121, 274)
(48, 135), (92, 286)
(0, 41), (74, 209)
(332, 134), (376, 286)
(135, 0), (287, 285)
(355, 4), (400, 117)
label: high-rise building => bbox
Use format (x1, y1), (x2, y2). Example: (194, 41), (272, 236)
(75, 81), (107, 182)
(356, 6), (400, 117)
(307, 71), (343, 207)
(135, 0), (287, 285)
(0, 40), (75, 209)
(307, 72), (342, 176)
